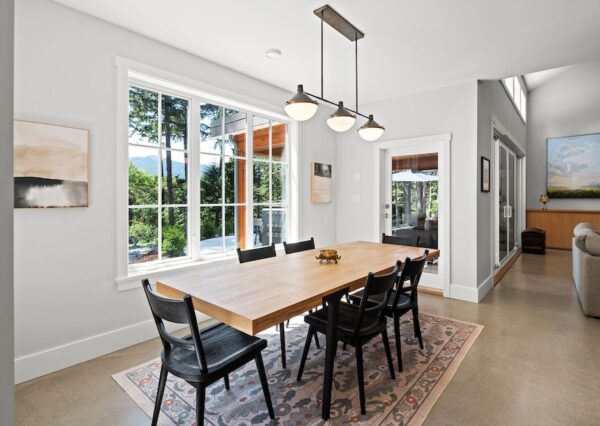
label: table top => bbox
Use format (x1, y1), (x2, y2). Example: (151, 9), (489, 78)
(156, 241), (438, 335)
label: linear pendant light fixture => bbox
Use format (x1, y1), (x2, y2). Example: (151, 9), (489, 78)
(284, 4), (385, 141)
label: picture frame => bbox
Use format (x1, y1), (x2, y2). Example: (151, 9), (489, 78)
(311, 161), (332, 203)
(14, 119), (89, 208)
(481, 156), (490, 193)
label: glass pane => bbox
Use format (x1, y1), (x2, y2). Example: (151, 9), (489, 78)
(128, 208), (158, 264)
(503, 77), (514, 97)
(520, 91), (527, 119)
(272, 162), (288, 203)
(271, 207), (287, 245)
(161, 95), (188, 150)
(253, 161), (270, 203)
(200, 103), (223, 155)
(223, 108), (247, 157)
(162, 207), (188, 259)
(224, 157), (246, 204)
(271, 122), (288, 161)
(225, 206), (245, 252)
(498, 146), (508, 262)
(253, 205), (269, 247)
(161, 150), (188, 205)
(128, 87), (159, 147)
(128, 145), (159, 206)
(200, 154), (222, 204)
(200, 206), (223, 254)
(253, 116), (270, 160)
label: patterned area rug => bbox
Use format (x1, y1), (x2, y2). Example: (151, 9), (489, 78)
(113, 313), (482, 425)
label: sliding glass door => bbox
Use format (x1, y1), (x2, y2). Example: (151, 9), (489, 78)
(496, 136), (519, 266)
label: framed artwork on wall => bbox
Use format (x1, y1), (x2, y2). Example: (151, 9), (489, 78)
(311, 161), (332, 203)
(14, 120), (89, 208)
(547, 133), (600, 198)
(481, 156), (490, 192)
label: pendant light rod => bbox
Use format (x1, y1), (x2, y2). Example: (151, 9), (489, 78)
(304, 90), (370, 120)
(355, 34), (358, 113)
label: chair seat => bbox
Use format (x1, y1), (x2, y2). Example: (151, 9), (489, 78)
(349, 290), (414, 312)
(162, 323), (266, 382)
(304, 302), (384, 339)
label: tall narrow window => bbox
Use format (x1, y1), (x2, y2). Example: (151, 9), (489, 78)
(200, 104), (248, 255)
(252, 117), (288, 246)
(128, 87), (190, 265)
(501, 76), (527, 122)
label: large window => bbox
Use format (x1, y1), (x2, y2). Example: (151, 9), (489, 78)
(127, 83), (290, 269)
(502, 76), (527, 121)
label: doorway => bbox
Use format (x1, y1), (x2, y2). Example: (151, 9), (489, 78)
(494, 134), (521, 267)
(374, 134), (450, 296)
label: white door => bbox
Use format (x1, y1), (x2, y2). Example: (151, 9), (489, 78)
(495, 137), (520, 266)
(383, 146), (445, 291)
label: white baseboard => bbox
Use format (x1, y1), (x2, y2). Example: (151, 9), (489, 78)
(15, 317), (213, 384)
(449, 275), (494, 303)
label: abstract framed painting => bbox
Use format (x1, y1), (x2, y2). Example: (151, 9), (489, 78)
(14, 120), (89, 208)
(547, 133), (600, 198)
(311, 161), (332, 203)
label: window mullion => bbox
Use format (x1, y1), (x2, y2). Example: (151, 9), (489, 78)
(268, 120), (273, 246)
(221, 111), (226, 253)
(246, 114), (254, 249)
(190, 96), (201, 261)
(157, 93), (163, 261)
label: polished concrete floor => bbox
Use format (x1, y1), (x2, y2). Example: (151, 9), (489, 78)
(16, 251), (600, 425)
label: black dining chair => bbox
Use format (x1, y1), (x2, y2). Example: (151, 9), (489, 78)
(382, 232), (420, 247)
(141, 280), (275, 425)
(282, 237), (320, 349)
(283, 237), (315, 254)
(297, 261), (401, 415)
(350, 251), (429, 372)
(236, 244), (292, 368)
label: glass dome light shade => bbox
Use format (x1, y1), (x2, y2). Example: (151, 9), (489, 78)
(327, 101), (356, 132)
(358, 114), (385, 141)
(284, 84), (318, 121)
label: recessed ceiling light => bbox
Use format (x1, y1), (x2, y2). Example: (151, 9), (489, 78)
(265, 48), (282, 59)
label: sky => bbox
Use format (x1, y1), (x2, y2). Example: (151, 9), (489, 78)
(547, 134), (600, 188)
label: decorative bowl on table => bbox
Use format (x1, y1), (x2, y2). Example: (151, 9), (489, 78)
(316, 249), (341, 264)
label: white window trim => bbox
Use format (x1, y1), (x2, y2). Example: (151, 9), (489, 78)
(115, 57), (298, 290)
(501, 76), (527, 123)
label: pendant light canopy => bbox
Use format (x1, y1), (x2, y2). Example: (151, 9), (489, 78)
(284, 84), (319, 121)
(284, 5), (384, 141)
(357, 114), (385, 141)
(327, 101), (356, 132)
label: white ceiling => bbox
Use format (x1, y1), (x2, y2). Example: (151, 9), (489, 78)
(54, 0), (600, 104)
(523, 65), (573, 91)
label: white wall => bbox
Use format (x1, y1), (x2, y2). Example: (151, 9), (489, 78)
(527, 60), (600, 210)
(14, 0), (335, 383)
(1, 0), (15, 422)
(476, 80), (526, 285)
(336, 81), (483, 301)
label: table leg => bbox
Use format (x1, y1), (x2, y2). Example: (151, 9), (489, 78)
(321, 289), (345, 420)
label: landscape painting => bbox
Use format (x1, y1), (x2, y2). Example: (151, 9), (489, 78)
(547, 133), (600, 198)
(311, 161), (332, 203)
(14, 120), (89, 208)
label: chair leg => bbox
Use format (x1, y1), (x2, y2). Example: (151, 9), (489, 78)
(412, 308), (424, 349)
(394, 314), (403, 372)
(151, 364), (168, 426)
(313, 332), (321, 349)
(297, 326), (314, 381)
(279, 322), (287, 369)
(223, 374), (230, 390)
(286, 319), (290, 328)
(255, 352), (275, 419)
(195, 385), (206, 426)
(355, 344), (366, 415)
(381, 328), (396, 380)
(343, 342), (347, 350)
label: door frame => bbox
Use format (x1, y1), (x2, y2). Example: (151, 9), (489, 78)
(372, 133), (451, 297)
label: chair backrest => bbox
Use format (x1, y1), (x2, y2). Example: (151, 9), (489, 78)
(354, 260), (402, 334)
(283, 237), (315, 254)
(393, 250), (429, 307)
(237, 243), (276, 264)
(142, 279), (208, 373)
(382, 232), (420, 247)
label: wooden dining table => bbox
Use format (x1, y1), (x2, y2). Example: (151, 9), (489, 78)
(156, 240), (438, 420)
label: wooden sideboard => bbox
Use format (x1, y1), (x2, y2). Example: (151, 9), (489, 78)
(526, 209), (600, 249)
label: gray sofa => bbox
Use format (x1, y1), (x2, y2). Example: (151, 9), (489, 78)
(573, 223), (600, 317)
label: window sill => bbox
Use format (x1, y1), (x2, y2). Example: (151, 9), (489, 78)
(115, 253), (239, 292)
(115, 246), (287, 292)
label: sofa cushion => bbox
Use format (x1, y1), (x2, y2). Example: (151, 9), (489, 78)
(585, 232), (600, 256)
(574, 222), (594, 237)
